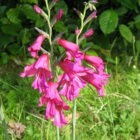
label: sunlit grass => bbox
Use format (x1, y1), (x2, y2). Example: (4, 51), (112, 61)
(0, 59), (140, 140)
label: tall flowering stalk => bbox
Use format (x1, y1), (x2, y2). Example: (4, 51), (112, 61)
(20, 0), (110, 140)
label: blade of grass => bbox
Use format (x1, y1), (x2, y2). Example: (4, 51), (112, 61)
(0, 95), (9, 140)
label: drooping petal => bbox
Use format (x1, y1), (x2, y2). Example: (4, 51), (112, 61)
(45, 100), (56, 119)
(53, 106), (67, 129)
(58, 39), (79, 56)
(19, 64), (37, 77)
(84, 54), (105, 73)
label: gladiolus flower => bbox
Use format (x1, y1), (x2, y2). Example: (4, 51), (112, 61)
(58, 39), (84, 64)
(81, 72), (110, 97)
(34, 5), (41, 14)
(58, 61), (93, 100)
(38, 81), (70, 128)
(58, 39), (79, 56)
(57, 73), (85, 101)
(28, 35), (45, 58)
(20, 54), (53, 93)
(84, 54), (105, 73)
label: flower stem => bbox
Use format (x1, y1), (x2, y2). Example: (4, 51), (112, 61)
(72, 98), (76, 140)
(0, 96), (9, 140)
(44, 1), (59, 140)
(73, 6), (87, 140)
(56, 126), (59, 140)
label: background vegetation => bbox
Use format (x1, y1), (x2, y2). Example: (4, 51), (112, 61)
(0, 0), (140, 139)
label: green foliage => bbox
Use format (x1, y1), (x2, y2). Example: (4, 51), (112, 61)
(7, 8), (21, 23)
(119, 24), (133, 42)
(99, 10), (118, 35)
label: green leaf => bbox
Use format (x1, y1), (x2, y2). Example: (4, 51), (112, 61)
(35, 17), (45, 27)
(21, 4), (39, 19)
(117, 0), (137, 11)
(99, 10), (118, 35)
(1, 18), (9, 24)
(2, 23), (22, 36)
(1, 53), (9, 64)
(54, 0), (68, 15)
(134, 15), (140, 29)
(20, 0), (38, 5)
(100, 49), (111, 56)
(7, 8), (20, 23)
(0, 31), (13, 47)
(83, 42), (101, 50)
(53, 21), (67, 32)
(0, 6), (7, 18)
(7, 43), (23, 55)
(115, 6), (128, 16)
(85, 50), (98, 56)
(119, 24), (133, 42)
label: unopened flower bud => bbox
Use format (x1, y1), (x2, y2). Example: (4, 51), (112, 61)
(73, 8), (84, 19)
(52, 30), (66, 46)
(34, 5), (41, 14)
(75, 26), (80, 35)
(49, 0), (59, 10)
(34, 5), (48, 21)
(84, 2), (88, 5)
(84, 28), (94, 38)
(89, 0), (98, 4)
(34, 27), (49, 39)
(51, 9), (64, 27)
(84, 11), (97, 26)
(88, 3), (96, 11)
(79, 28), (94, 43)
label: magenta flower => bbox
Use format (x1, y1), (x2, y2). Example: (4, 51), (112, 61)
(55, 0), (59, 2)
(58, 39), (79, 56)
(58, 61), (94, 100)
(57, 73), (85, 101)
(38, 81), (70, 128)
(58, 39), (84, 64)
(56, 9), (64, 21)
(34, 5), (41, 14)
(20, 54), (53, 93)
(28, 35), (45, 58)
(84, 54), (105, 73)
(84, 28), (94, 38)
(81, 72), (110, 97)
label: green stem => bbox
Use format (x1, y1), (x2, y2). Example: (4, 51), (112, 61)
(44, 1), (59, 140)
(72, 6), (87, 140)
(72, 98), (76, 140)
(0, 96), (9, 140)
(56, 126), (59, 140)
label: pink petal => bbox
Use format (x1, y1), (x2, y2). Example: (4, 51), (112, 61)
(19, 64), (37, 77)
(53, 107), (67, 129)
(28, 35), (45, 58)
(58, 39), (79, 55)
(84, 54), (105, 73)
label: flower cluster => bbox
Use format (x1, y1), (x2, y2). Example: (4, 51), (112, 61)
(20, 0), (110, 129)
